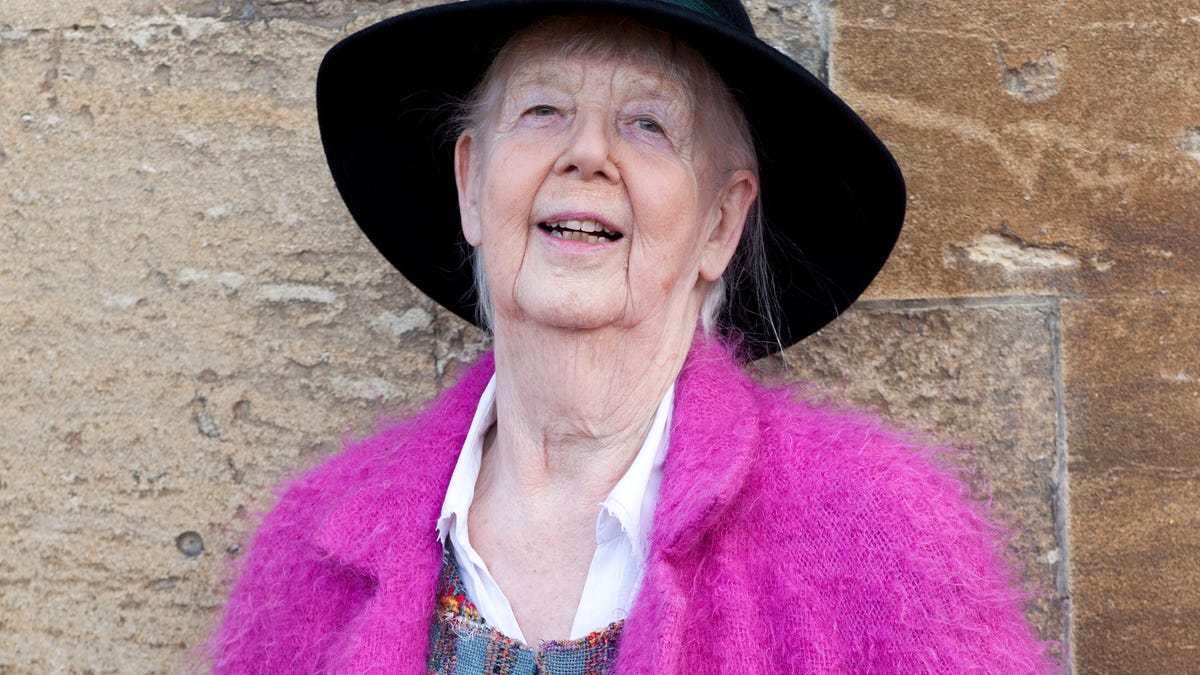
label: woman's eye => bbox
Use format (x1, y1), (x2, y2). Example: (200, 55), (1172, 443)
(635, 118), (663, 134)
(529, 105), (558, 117)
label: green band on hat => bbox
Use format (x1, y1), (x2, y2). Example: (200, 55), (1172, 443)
(660, 0), (722, 21)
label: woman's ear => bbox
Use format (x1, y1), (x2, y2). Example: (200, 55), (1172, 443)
(699, 169), (758, 282)
(455, 133), (482, 246)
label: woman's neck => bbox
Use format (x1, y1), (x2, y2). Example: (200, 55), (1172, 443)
(467, 316), (697, 645)
(484, 320), (692, 505)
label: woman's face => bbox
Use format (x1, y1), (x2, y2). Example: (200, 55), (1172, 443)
(455, 41), (756, 337)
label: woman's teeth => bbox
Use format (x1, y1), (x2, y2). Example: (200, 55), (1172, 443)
(553, 230), (606, 243)
(540, 220), (621, 242)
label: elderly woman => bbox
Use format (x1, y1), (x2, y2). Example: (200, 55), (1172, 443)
(210, 0), (1054, 671)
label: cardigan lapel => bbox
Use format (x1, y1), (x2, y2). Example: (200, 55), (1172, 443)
(652, 336), (761, 557)
(615, 336), (763, 672)
(318, 480), (446, 672)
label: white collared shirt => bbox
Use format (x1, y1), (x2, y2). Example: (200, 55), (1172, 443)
(435, 375), (673, 643)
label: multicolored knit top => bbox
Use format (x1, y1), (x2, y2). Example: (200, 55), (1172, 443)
(428, 552), (622, 675)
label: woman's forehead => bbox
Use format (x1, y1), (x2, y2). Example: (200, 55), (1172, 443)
(502, 52), (690, 104)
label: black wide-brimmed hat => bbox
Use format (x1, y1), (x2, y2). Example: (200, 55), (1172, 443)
(317, 0), (905, 360)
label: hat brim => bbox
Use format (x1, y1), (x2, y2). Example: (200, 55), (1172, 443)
(317, 0), (905, 360)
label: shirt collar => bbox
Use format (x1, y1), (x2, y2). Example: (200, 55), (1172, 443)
(436, 375), (497, 543)
(597, 384), (673, 559)
(436, 376), (674, 561)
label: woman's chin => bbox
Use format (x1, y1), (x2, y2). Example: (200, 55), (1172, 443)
(496, 282), (628, 331)
(516, 307), (623, 333)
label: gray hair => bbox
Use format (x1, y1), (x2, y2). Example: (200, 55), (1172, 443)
(457, 15), (777, 348)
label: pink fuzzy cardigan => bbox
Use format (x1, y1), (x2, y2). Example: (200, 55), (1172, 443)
(209, 337), (1055, 672)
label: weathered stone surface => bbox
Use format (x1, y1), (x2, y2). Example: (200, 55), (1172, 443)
(1, 2), (487, 671)
(831, 8), (1200, 666)
(756, 299), (1066, 646)
(833, 2), (1200, 300)
(745, 0), (830, 80)
(1064, 296), (1200, 672)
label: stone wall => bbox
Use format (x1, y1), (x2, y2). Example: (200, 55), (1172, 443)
(824, 3), (1200, 671)
(1, 1), (1196, 672)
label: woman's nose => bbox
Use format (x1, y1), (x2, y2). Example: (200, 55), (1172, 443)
(553, 112), (620, 183)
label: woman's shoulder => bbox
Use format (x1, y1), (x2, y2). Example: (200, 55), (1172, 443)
(208, 355), (495, 670)
(760, 383), (962, 488)
(748, 380), (998, 545)
(678, 336), (985, 512)
(677, 337), (982, 523)
(251, 352), (496, 538)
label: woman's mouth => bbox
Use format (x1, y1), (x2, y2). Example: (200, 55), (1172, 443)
(538, 220), (623, 243)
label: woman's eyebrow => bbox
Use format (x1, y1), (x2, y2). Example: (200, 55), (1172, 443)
(507, 65), (580, 92)
(619, 75), (688, 107)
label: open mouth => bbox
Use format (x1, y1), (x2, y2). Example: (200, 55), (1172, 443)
(538, 220), (623, 243)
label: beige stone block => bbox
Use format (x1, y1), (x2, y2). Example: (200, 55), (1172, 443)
(833, 2), (1200, 299)
(1070, 471), (1200, 670)
(744, 0), (830, 79)
(0, 4), (485, 671)
(757, 299), (1066, 646)
(1064, 296), (1200, 672)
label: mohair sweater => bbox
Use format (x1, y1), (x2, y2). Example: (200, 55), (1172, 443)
(209, 337), (1055, 673)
